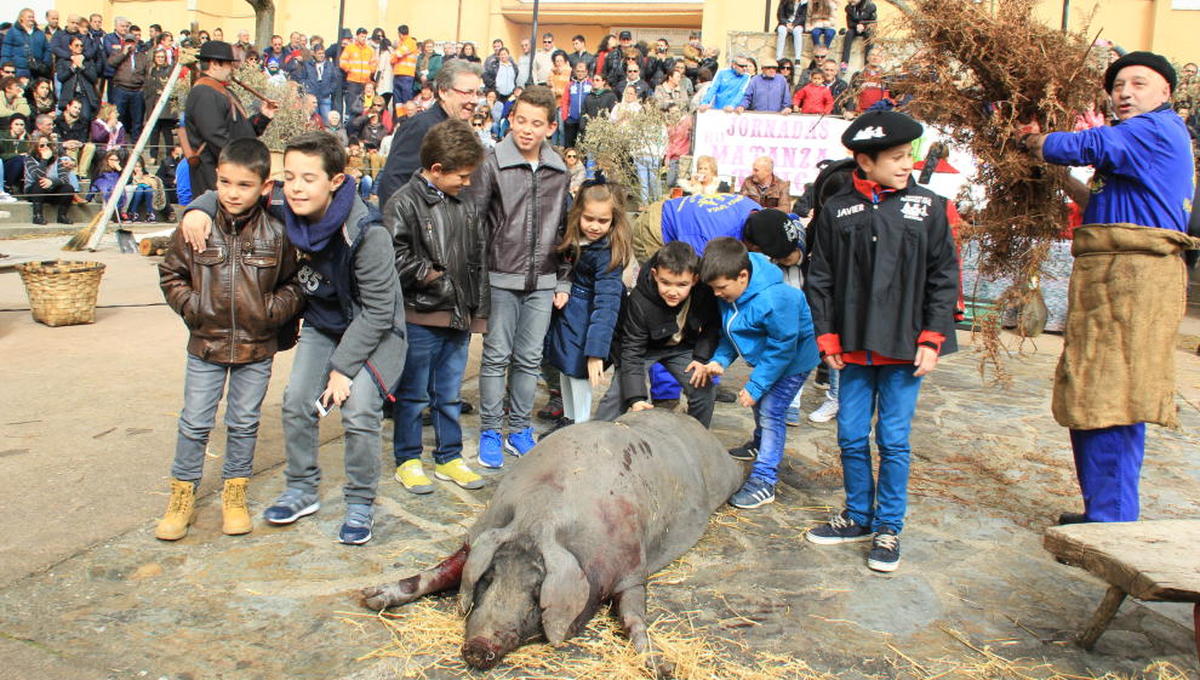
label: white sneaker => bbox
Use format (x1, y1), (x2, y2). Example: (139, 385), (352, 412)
(808, 398), (839, 423)
(0, 192), (18, 203)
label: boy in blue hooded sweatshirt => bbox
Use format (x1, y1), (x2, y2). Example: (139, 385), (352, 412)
(698, 237), (819, 509)
(179, 131), (407, 546)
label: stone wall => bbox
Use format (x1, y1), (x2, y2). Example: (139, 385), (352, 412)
(726, 30), (869, 72)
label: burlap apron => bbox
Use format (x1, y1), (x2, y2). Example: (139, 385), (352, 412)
(1052, 224), (1198, 430)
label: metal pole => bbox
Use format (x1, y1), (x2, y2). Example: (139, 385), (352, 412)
(82, 56), (187, 251)
(337, 0), (346, 54)
(1061, 0), (1070, 32)
(526, 0), (539, 87)
(764, 0), (772, 33)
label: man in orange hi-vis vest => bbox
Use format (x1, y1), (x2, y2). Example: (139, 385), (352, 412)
(340, 27), (378, 114)
(391, 24), (419, 104)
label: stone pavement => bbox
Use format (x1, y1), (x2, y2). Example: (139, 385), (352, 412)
(1, 235), (1198, 679)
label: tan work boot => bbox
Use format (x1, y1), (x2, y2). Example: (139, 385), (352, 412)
(155, 479), (197, 541)
(222, 477), (252, 535)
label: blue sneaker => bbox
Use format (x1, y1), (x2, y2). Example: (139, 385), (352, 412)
(262, 488), (320, 525)
(478, 429), (504, 469)
(338, 503), (374, 545)
(729, 477), (776, 509)
(504, 426), (537, 457)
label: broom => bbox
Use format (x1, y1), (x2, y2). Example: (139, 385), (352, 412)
(64, 55), (187, 251)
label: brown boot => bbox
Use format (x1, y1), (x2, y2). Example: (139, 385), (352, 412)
(155, 479), (196, 541)
(221, 477), (252, 535)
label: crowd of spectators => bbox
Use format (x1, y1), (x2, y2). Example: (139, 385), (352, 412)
(1, 1), (1194, 223)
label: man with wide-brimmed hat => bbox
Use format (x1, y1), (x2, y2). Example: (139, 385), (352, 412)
(1021, 51), (1198, 525)
(183, 40), (277, 195)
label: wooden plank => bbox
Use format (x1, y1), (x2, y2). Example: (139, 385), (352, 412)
(1043, 520), (1200, 603)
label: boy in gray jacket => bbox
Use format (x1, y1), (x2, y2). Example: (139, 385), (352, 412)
(465, 86), (570, 467)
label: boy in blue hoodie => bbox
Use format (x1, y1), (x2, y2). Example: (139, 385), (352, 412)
(698, 236), (820, 509)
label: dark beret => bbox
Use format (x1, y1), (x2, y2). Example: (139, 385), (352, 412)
(841, 110), (924, 152)
(1104, 51), (1176, 94)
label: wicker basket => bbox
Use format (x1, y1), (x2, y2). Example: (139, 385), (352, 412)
(16, 260), (107, 327)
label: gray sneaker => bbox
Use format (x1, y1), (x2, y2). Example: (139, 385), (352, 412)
(262, 488), (320, 525)
(338, 503), (374, 545)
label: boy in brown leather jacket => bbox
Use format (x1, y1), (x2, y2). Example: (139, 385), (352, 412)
(156, 137), (303, 541)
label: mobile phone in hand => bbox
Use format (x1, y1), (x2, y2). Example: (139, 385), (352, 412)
(315, 398), (330, 417)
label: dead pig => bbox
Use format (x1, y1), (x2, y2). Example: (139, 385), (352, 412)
(361, 410), (745, 672)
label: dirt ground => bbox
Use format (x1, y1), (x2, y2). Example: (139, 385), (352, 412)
(1, 234), (1197, 680)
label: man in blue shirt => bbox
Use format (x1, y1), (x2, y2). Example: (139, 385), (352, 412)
(1024, 51), (1196, 525)
(699, 55), (752, 111)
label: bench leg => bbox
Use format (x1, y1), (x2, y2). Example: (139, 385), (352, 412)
(1077, 585), (1126, 650)
(1194, 602), (1199, 665)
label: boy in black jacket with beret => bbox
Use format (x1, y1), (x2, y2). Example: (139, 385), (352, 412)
(804, 110), (960, 573)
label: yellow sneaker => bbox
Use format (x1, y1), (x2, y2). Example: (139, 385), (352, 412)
(155, 479), (196, 541)
(395, 460), (434, 495)
(221, 477), (252, 535)
(434, 458), (485, 490)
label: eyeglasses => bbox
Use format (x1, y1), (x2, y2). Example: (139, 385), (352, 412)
(733, 63), (748, 69)
(450, 86), (484, 97)
(780, 66), (793, 70)
(565, 153), (578, 159)
(542, 40), (553, 44)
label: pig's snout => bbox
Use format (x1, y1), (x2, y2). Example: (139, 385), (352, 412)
(461, 635), (514, 670)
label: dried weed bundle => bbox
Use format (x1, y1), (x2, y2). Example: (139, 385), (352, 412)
(886, 0), (1108, 376)
(577, 105), (673, 195)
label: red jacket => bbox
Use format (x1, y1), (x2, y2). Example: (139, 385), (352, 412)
(792, 83), (833, 114)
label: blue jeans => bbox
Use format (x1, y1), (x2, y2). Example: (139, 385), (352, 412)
(171, 354), (273, 481)
(837, 363), (923, 532)
(110, 85), (145, 140)
(126, 184), (153, 214)
(393, 324), (471, 465)
(282, 328), (385, 506)
(811, 27), (835, 48)
(358, 174), (375, 199)
(776, 24), (806, 59)
(316, 96), (332, 122)
(748, 371), (808, 485)
(1070, 424), (1145, 522)
(634, 155), (661, 204)
(479, 287), (553, 431)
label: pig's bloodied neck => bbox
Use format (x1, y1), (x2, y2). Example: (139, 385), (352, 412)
(462, 543), (545, 670)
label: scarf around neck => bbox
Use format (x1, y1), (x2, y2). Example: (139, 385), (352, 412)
(284, 177), (358, 253)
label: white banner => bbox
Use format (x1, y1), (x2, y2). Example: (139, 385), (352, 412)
(691, 110), (852, 196)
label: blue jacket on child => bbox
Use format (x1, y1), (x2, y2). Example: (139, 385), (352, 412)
(711, 252), (819, 401)
(546, 237), (625, 379)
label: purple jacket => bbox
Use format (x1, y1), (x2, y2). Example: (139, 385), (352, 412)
(740, 74), (790, 112)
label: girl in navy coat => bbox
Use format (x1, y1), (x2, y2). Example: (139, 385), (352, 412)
(546, 182), (633, 425)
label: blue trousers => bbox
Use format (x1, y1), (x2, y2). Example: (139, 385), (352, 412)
(110, 85), (145, 140)
(748, 372), (808, 485)
(1069, 424), (1145, 522)
(393, 324), (471, 465)
(171, 354), (273, 481)
(837, 363), (923, 532)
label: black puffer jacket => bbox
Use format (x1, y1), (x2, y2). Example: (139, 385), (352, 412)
(845, 0), (878, 27)
(614, 250), (720, 406)
(386, 173), (489, 331)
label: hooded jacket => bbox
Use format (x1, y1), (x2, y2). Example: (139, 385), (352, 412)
(615, 250), (720, 405)
(545, 237), (625, 379)
(711, 252), (820, 401)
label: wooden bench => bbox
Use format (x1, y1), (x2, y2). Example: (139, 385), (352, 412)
(1044, 519), (1200, 663)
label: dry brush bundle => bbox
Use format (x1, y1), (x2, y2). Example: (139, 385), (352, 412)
(577, 105), (673, 196)
(229, 62), (319, 152)
(886, 0), (1108, 374)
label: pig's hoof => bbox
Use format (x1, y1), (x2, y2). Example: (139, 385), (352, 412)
(646, 654), (675, 679)
(360, 585), (396, 610)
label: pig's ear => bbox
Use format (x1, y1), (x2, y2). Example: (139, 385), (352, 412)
(458, 526), (513, 615)
(538, 540), (592, 644)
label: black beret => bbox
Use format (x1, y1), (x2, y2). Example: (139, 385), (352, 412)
(1104, 51), (1176, 94)
(742, 209), (805, 260)
(841, 110), (924, 152)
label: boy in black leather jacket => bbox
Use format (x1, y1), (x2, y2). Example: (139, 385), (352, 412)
(385, 119), (489, 495)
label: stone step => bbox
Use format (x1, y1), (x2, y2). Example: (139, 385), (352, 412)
(0, 201), (177, 225)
